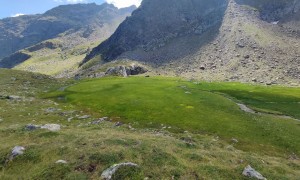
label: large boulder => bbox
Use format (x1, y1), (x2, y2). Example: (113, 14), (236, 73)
(105, 64), (148, 77)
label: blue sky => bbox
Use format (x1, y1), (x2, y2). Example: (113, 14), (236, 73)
(0, 0), (141, 19)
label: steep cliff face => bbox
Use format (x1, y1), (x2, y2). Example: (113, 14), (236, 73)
(84, 0), (228, 63)
(0, 3), (135, 61)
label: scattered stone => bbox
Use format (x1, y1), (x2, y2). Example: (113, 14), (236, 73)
(180, 137), (194, 146)
(115, 122), (123, 127)
(244, 55), (250, 59)
(25, 124), (40, 131)
(200, 65), (205, 70)
(67, 117), (73, 122)
(266, 82), (273, 86)
(78, 115), (90, 119)
(288, 153), (299, 160)
(237, 43), (245, 48)
(56, 160), (67, 164)
(89, 117), (109, 125)
(242, 165), (266, 180)
(45, 107), (59, 113)
(41, 124), (61, 131)
(128, 125), (135, 130)
(231, 138), (238, 143)
(10, 146), (25, 160)
(8, 95), (22, 100)
(271, 21), (279, 25)
(101, 162), (139, 180)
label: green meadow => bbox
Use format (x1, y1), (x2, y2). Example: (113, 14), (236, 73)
(1, 69), (300, 179)
(47, 76), (300, 155)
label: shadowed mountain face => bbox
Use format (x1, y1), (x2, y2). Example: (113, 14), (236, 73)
(83, 0), (229, 63)
(0, 3), (136, 68)
(236, 0), (300, 22)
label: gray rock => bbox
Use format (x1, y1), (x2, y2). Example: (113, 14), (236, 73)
(91, 117), (108, 124)
(56, 160), (67, 164)
(242, 165), (266, 180)
(266, 82), (273, 86)
(8, 95), (22, 100)
(78, 115), (90, 119)
(115, 122), (123, 127)
(11, 146), (25, 159)
(67, 117), (73, 122)
(105, 65), (148, 77)
(45, 107), (59, 113)
(231, 138), (238, 143)
(244, 55), (250, 59)
(101, 162), (138, 180)
(128, 64), (148, 75)
(41, 124), (61, 131)
(106, 66), (128, 77)
(25, 124), (41, 131)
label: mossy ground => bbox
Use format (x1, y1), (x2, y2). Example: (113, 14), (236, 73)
(0, 69), (299, 179)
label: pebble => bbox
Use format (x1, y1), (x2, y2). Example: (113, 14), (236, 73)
(56, 160), (67, 164)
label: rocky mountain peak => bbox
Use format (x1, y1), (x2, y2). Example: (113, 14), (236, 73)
(81, 0), (299, 84)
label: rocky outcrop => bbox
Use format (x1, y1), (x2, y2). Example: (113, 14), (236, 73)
(27, 41), (61, 52)
(105, 64), (148, 77)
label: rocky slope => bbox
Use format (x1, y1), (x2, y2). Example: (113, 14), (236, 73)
(0, 3), (136, 76)
(83, 0), (228, 63)
(83, 0), (300, 85)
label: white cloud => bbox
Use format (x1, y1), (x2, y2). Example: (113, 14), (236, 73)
(54, 0), (87, 3)
(105, 0), (141, 8)
(66, 0), (86, 3)
(12, 13), (25, 17)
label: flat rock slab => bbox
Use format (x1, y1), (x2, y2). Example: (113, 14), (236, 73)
(242, 165), (266, 180)
(78, 115), (90, 119)
(41, 124), (61, 131)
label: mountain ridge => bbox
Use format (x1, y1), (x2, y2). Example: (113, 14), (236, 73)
(82, 0), (300, 85)
(0, 3), (136, 76)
